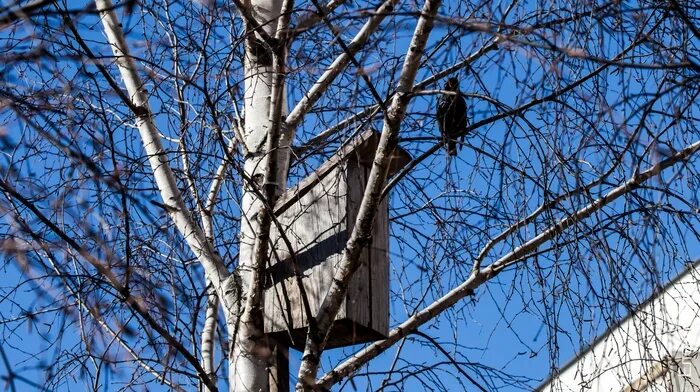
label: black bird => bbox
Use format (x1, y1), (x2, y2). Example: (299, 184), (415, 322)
(437, 77), (468, 156)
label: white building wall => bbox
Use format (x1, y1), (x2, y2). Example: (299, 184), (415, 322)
(539, 266), (700, 392)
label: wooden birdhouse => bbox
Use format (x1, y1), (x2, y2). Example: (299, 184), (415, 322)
(264, 130), (411, 349)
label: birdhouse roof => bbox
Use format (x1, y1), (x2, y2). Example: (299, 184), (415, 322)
(274, 129), (411, 216)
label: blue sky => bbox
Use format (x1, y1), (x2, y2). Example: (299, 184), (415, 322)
(1, 0), (700, 390)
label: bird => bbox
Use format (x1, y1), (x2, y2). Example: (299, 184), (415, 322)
(436, 77), (468, 156)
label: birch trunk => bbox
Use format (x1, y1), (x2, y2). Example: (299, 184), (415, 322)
(233, 0), (289, 390)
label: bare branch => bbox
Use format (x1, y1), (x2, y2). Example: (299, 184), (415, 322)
(296, 0), (443, 388)
(94, 0), (229, 291)
(285, 0), (398, 130)
(317, 138), (700, 390)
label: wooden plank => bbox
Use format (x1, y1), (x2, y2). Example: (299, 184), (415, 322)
(371, 188), (390, 335)
(268, 342), (289, 392)
(264, 129), (401, 347)
(265, 165), (348, 336)
(346, 160), (370, 333)
(274, 129), (413, 216)
(275, 129), (375, 216)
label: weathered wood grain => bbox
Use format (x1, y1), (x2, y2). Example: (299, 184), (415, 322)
(263, 130), (409, 349)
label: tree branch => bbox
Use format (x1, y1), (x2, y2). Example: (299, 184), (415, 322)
(285, 0), (398, 130)
(381, 30), (656, 198)
(295, 0), (443, 388)
(200, 281), (219, 392)
(94, 0), (229, 293)
(0, 178), (218, 392)
(297, 37), (500, 156)
(316, 138), (700, 390)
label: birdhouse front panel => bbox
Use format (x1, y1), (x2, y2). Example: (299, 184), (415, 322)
(264, 162), (349, 339)
(264, 130), (408, 349)
(264, 159), (390, 349)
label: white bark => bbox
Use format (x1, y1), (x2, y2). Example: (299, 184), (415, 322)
(96, 2), (234, 390)
(201, 281), (219, 392)
(95, 0), (229, 290)
(295, 0), (442, 388)
(233, 0), (290, 390)
(285, 0), (399, 130)
(200, 112), (240, 392)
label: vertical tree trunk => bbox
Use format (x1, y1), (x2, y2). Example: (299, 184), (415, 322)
(201, 281), (219, 392)
(232, 0), (288, 391)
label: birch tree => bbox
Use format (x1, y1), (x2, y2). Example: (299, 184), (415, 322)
(1, 0), (700, 391)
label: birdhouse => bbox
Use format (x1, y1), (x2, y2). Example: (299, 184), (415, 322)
(264, 130), (411, 349)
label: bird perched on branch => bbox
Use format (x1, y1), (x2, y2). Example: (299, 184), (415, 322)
(436, 77), (468, 156)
